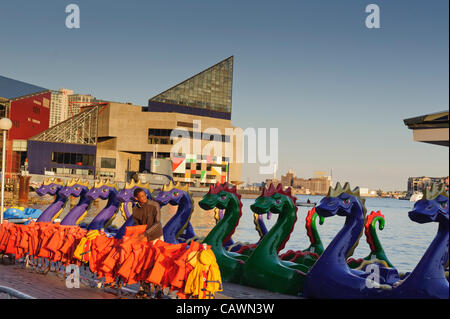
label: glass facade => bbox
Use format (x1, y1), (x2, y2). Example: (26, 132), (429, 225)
(148, 128), (230, 144)
(149, 56), (233, 114)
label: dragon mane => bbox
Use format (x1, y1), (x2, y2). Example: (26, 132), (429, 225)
(423, 183), (448, 200)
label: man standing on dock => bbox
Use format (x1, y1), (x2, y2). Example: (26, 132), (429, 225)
(132, 188), (164, 298)
(132, 188), (163, 242)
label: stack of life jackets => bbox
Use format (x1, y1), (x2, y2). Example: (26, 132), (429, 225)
(0, 221), (87, 265)
(1, 220), (224, 299)
(73, 226), (223, 299)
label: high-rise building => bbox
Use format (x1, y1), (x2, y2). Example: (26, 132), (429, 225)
(50, 88), (73, 127)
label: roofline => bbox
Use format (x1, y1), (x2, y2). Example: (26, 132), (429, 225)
(8, 89), (51, 101)
(403, 110), (449, 128)
(148, 56), (234, 101)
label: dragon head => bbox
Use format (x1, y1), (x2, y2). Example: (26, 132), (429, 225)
(316, 182), (367, 259)
(36, 178), (65, 196)
(250, 183), (296, 215)
(117, 180), (152, 203)
(58, 178), (90, 198)
(154, 181), (190, 207)
(86, 179), (118, 200)
(199, 182), (241, 210)
(409, 184), (449, 224)
(316, 182), (366, 218)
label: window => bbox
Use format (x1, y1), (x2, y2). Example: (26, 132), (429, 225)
(177, 121), (198, 129)
(63, 153), (70, 164)
(148, 128), (173, 145)
(101, 157), (116, 169)
(12, 140), (27, 152)
(99, 171), (115, 178)
(51, 152), (94, 166)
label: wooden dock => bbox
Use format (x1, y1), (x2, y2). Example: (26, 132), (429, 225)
(0, 263), (116, 299)
(0, 261), (300, 299)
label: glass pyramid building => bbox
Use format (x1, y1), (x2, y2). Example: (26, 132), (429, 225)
(147, 56), (233, 120)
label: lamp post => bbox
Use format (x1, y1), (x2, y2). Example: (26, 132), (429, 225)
(0, 117), (12, 225)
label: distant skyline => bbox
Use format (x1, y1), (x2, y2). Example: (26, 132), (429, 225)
(0, 0), (448, 191)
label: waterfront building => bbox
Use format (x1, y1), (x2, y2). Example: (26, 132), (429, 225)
(403, 111), (449, 147)
(0, 75), (51, 177)
(407, 176), (449, 195)
(27, 57), (242, 185)
(280, 169), (332, 195)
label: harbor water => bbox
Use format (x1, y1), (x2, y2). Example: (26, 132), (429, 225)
(30, 194), (436, 274)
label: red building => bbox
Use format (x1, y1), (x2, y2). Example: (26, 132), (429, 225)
(0, 76), (51, 177)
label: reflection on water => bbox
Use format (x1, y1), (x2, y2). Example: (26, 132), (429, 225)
(31, 194), (438, 273)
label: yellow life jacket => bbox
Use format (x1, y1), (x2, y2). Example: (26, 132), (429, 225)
(73, 230), (100, 263)
(184, 248), (222, 299)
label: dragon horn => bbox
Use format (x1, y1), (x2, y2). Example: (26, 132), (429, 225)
(342, 182), (351, 192)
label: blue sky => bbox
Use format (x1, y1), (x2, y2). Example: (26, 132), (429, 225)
(0, 0), (448, 190)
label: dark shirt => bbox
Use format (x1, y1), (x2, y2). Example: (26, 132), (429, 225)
(132, 200), (163, 241)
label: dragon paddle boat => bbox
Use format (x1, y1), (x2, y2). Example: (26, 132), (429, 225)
(153, 181), (197, 244)
(383, 184), (449, 299)
(35, 178), (68, 222)
(199, 183), (247, 283)
(241, 184), (309, 296)
(59, 179), (93, 226)
(85, 179), (121, 232)
(303, 182), (417, 299)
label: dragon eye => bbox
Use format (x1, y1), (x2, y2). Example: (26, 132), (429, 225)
(172, 192), (179, 197)
(275, 199), (281, 205)
(343, 198), (350, 205)
(74, 187), (80, 191)
(221, 195), (227, 201)
(441, 202), (448, 209)
(102, 188), (107, 192)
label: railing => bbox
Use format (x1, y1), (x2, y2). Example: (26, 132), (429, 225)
(0, 286), (35, 299)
